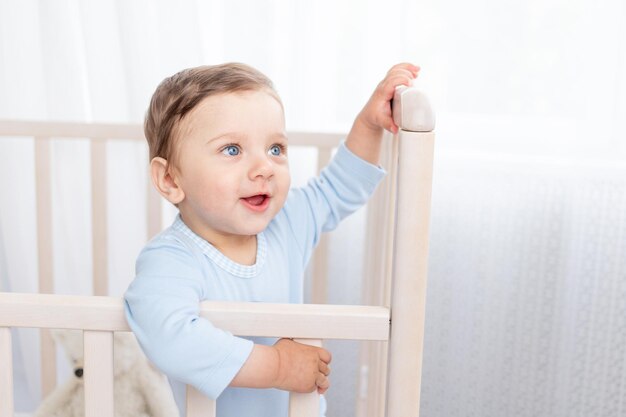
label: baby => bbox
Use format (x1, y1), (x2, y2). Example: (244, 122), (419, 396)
(124, 62), (419, 417)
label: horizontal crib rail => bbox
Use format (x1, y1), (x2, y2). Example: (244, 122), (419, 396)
(0, 292), (390, 341)
(0, 120), (144, 140)
(0, 119), (343, 148)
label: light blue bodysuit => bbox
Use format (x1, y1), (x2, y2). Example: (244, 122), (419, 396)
(124, 142), (385, 417)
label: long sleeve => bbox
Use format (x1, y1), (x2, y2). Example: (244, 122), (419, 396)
(124, 239), (253, 399)
(281, 141), (386, 265)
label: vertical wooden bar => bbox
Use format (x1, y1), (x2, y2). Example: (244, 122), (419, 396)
(186, 386), (217, 417)
(35, 137), (54, 295)
(385, 130), (435, 417)
(84, 330), (114, 417)
(381, 135), (400, 308)
(288, 339), (323, 417)
(91, 140), (108, 296)
(147, 172), (162, 240)
(35, 138), (54, 293)
(357, 341), (390, 417)
(35, 137), (57, 397)
(0, 327), (14, 417)
(356, 133), (397, 417)
(310, 148), (332, 304)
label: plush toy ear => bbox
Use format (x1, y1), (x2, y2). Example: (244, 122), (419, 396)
(113, 332), (143, 376)
(50, 329), (84, 364)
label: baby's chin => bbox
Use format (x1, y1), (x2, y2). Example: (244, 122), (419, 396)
(231, 218), (275, 236)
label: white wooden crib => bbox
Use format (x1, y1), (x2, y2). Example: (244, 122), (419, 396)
(0, 87), (435, 417)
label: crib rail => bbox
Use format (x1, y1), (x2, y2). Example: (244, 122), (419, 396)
(0, 293), (389, 417)
(0, 293), (389, 339)
(0, 120), (343, 147)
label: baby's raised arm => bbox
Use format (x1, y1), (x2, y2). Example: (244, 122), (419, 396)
(230, 339), (332, 394)
(345, 63), (420, 165)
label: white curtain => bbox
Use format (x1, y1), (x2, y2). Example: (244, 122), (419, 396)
(0, 0), (625, 415)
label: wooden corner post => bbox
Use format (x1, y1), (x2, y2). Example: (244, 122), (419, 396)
(385, 86), (435, 417)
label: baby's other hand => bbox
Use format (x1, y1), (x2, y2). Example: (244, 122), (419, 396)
(273, 338), (332, 394)
(357, 63), (420, 135)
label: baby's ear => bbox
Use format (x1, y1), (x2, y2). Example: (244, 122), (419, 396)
(150, 157), (185, 204)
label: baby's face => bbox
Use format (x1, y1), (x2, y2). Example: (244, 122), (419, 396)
(173, 90), (290, 243)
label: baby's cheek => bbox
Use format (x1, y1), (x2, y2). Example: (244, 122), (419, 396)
(277, 165), (291, 190)
(211, 182), (237, 201)
(273, 188), (289, 213)
(199, 185), (233, 215)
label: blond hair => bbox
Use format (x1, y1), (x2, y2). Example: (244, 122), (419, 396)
(144, 63), (280, 166)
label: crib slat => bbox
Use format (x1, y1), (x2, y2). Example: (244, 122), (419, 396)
(91, 140), (108, 296)
(186, 385), (216, 417)
(0, 327), (14, 417)
(84, 330), (114, 417)
(374, 140), (397, 411)
(356, 133), (396, 417)
(40, 329), (57, 398)
(288, 339), (322, 417)
(310, 147), (333, 304)
(34, 138), (54, 294)
(147, 171), (162, 239)
(35, 137), (58, 397)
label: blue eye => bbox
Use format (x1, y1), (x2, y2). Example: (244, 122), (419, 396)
(269, 144), (283, 156)
(222, 145), (240, 156)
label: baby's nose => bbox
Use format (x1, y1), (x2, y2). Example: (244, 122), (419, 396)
(249, 155), (274, 179)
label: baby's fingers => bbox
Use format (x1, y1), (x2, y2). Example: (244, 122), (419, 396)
(318, 347), (332, 365)
(316, 373), (330, 394)
(319, 361), (331, 376)
(386, 67), (417, 81)
(382, 73), (414, 97)
(387, 62), (420, 76)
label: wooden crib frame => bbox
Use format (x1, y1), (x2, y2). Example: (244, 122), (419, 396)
(0, 87), (435, 417)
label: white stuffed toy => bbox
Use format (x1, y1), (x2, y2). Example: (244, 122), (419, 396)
(32, 330), (179, 417)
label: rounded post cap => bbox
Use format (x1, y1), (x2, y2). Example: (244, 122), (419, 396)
(392, 86), (435, 132)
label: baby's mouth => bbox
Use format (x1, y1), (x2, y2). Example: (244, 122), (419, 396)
(243, 194), (268, 206)
(240, 194), (271, 213)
